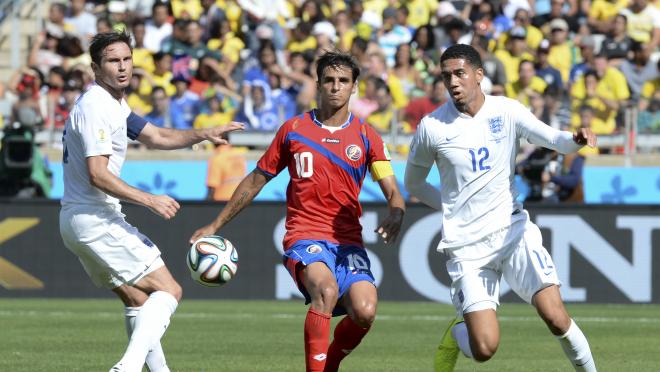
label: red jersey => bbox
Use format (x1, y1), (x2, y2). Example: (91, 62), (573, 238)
(257, 110), (390, 250)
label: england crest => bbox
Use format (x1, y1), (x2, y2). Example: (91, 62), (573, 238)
(488, 116), (503, 134)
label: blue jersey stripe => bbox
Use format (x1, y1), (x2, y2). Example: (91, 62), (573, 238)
(286, 132), (365, 186)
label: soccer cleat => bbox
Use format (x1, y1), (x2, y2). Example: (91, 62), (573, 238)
(434, 318), (462, 372)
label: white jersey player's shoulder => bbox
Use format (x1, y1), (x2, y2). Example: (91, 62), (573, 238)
(486, 94), (529, 114)
(75, 84), (114, 110)
(418, 102), (459, 132)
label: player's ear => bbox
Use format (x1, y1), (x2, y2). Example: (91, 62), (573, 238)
(475, 67), (484, 85)
(90, 61), (100, 76)
(352, 79), (358, 95)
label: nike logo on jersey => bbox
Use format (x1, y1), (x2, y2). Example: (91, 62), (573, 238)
(445, 134), (460, 142)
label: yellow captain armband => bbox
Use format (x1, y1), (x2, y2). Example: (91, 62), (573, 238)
(370, 161), (394, 181)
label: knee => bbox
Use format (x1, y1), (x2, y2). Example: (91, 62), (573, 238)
(540, 309), (571, 335)
(317, 284), (339, 308)
(165, 282), (183, 303)
(351, 301), (377, 328)
(471, 340), (498, 362)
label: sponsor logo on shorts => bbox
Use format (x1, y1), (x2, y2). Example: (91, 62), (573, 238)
(306, 245), (322, 254)
(345, 144), (362, 161)
(313, 353), (327, 361)
(142, 237), (155, 248)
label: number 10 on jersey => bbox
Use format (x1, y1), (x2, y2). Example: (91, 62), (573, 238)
(294, 152), (313, 178)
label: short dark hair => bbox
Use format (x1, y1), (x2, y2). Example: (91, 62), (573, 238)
(440, 44), (483, 70)
(89, 31), (132, 66)
(316, 50), (360, 82)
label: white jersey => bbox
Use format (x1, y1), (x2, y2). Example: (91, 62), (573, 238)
(408, 95), (580, 249)
(61, 84), (132, 209)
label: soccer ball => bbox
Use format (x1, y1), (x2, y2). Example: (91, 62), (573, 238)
(187, 235), (238, 287)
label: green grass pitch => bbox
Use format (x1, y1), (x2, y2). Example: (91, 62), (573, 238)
(0, 299), (658, 371)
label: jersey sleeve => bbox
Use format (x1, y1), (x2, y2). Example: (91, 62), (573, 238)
(256, 121), (290, 177)
(407, 117), (437, 168)
(77, 101), (113, 158)
(512, 99), (581, 154)
(363, 123), (390, 164)
(127, 112), (147, 140)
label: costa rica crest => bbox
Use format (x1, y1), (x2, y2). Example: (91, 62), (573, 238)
(345, 144), (362, 161)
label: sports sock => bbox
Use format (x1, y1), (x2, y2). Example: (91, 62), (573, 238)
(304, 308), (331, 372)
(451, 321), (473, 359)
(556, 319), (596, 372)
(124, 307), (170, 372)
(324, 316), (370, 371)
(114, 291), (178, 372)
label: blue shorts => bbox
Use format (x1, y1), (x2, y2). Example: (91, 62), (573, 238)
(283, 240), (376, 316)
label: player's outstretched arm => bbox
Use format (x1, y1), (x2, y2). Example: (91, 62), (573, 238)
(404, 162), (443, 210)
(189, 168), (270, 243)
(87, 155), (180, 219)
(375, 175), (406, 244)
(137, 121), (245, 150)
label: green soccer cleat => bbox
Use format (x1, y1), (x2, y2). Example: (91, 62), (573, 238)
(434, 318), (463, 372)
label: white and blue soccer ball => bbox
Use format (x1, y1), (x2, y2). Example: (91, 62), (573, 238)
(187, 235), (238, 287)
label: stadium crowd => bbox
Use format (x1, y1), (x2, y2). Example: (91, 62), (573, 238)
(0, 0), (658, 200)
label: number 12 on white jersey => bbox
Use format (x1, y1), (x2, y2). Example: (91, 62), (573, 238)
(294, 152), (314, 178)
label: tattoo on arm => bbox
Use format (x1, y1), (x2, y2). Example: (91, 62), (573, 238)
(223, 191), (250, 224)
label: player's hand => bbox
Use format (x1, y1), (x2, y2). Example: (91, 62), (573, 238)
(573, 127), (597, 147)
(375, 207), (404, 244)
(204, 121), (246, 144)
(148, 194), (180, 220)
(190, 224), (217, 244)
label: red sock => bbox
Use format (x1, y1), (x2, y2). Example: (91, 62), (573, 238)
(324, 316), (370, 372)
(305, 308), (332, 372)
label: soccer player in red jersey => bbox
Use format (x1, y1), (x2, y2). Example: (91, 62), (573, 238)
(191, 50), (406, 371)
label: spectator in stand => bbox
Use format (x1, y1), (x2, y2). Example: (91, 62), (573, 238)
(46, 3), (67, 38)
(53, 78), (83, 129)
(542, 148), (588, 203)
(351, 76), (381, 119)
(311, 21), (338, 52)
(638, 59), (660, 112)
(378, 6), (412, 67)
(506, 59), (548, 108)
(238, 0), (290, 51)
(366, 81), (395, 135)
(144, 86), (172, 128)
(287, 21), (317, 53)
(29, 32), (64, 77)
(45, 66), (66, 124)
(170, 76), (201, 130)
(546, 18), (575, 85)
(541, 84), (573, 130)
(126, 71), (152, 116)
(535, 39), (563, 92)
(471, 34), (507, 94)
(364, 52), (408, 110)
(199, 0), (226, 41)
(333, 10), (356, 52)
(620, 0), (660, 50)
(144, 1), (173, 53)
(96, 17), (113, 34)
(619, 42), (659, 102)
(161, 19), (191, 59)
(234, 80), (281, 131)
(588, 0), (629, 33)
(569, 35), (596, 86)
(193, 90), (236, 129)
(206, 141), (248, 201)
(148, 52), (176, 96)
(242, 41), (276, 91)
(402, 76), (448, 133)
(495, 26), (534, 84)
(10, 71), (43, 128)
(498, 8), (544, 51)
(107, 1), (129, 32)
(267, 73), (297, 122)
(391, 43), (424, 98)
(532, 0), (580, 33)
(64, 0), (97, 50)
(131, 19), (155, 73)
(411, 24), (441, 81)
(171, 0), (203, 20)
(207, 17), (245, 67)
(571, 65), (630, 135)
(441, 18), (468, 53)
(637, 91), (660, 133)
(600, 14), (634, 67)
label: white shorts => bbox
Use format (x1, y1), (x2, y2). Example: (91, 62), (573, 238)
(59, 205), (164, 289)
(445, 211), (560, 318)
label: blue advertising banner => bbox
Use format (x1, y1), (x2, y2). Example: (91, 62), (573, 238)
(48, 161), (660, 204)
